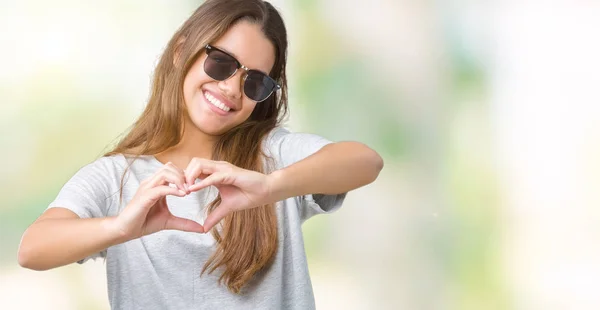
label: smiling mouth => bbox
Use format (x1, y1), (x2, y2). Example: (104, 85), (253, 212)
(203, 91), (232, 113)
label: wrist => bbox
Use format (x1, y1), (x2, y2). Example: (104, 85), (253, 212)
(102, 216), (131, 245)
(266, 169), (291, 204)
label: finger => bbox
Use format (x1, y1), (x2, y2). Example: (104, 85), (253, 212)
(164, 215), (205, 233)
(147, 185), (187, 201)
(148, 167), (186, 192)
(184, 159), (220, 188)
(163, 162), (185, 177)
(188, 172), (234, 192)
(162, 163), (188, 192)
(202, 204), (231, 232)
(146, 169), (173, 188)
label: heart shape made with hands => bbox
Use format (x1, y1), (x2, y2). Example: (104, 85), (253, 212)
(171, 158), (273, 233)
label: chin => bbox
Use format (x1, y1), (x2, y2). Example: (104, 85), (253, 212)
(195, 118), (242, 136)
(195, 123), (230, 136)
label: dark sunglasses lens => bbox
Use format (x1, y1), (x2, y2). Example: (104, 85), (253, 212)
(244, 70), (276, 101)
(204, 50), (237, 80)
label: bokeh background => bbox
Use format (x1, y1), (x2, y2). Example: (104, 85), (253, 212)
(2, 0), (600, 309)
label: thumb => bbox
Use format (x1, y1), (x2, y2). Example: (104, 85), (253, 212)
(202, 204), (231, 232)
(164, 215), (205, 233)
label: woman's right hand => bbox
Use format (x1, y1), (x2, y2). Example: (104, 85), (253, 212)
(113, 162), (204, 241)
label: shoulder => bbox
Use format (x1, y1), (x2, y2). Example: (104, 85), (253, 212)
(263, 126), (331, 147)
(262, 126), (334, 169)
(264, 125), (333, 151)
(262, 126), (291, 156)
(86, 153), (128, 174)
(70, 154), (131, 187)
(263, 126), (290, 149)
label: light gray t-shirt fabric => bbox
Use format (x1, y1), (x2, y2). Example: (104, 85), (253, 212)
(46, 127), (345, 310)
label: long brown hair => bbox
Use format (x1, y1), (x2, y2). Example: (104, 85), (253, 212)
(104, 0), (288, 294)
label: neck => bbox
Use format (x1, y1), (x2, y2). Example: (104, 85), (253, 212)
(154, 118), (219, 169)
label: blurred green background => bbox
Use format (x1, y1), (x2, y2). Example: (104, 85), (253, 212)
(2, 0), (600, 309)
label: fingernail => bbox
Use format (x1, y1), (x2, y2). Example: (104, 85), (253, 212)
(179, 190), (186, 195)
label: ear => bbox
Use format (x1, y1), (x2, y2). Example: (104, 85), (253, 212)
(173, 37), (186, 67)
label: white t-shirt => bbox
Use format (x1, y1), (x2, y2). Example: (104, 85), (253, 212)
(46, 127), (346, 310)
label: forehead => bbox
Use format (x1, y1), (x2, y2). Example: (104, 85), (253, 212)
(211, 20), (275, 74)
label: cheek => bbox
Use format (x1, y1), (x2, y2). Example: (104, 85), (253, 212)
(183, 60), (210, 98)
(182, 74), (197, 103)
(182, 76), (193, 102)
(240, 100), (258, 117)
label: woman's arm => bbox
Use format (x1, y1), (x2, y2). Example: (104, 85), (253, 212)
(186, 141), (383, 231)
(18, 207), (124, 271)
(267, 141), (384, 202)
(19, 164), (205, 271)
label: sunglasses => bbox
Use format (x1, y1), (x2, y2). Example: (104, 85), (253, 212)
(203, 44), (280, 102)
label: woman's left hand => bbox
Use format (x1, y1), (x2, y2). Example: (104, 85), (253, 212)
(184, 158), (274, 232)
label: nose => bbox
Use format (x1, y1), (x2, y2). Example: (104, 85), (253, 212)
(217, 70), (244, 100)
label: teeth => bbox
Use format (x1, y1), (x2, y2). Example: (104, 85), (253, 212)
(204, 92), (231, 112)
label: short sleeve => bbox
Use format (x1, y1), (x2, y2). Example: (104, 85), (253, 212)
(264, 127), (347, 222)
(46, 156), (117, 263)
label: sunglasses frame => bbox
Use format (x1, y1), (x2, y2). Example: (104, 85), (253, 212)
(204, 44), (281, 102)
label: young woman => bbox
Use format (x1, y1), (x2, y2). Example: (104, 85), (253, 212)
(18, 0), (383, 309)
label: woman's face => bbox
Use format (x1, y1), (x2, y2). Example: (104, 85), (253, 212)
(182, 20), (276, 136)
